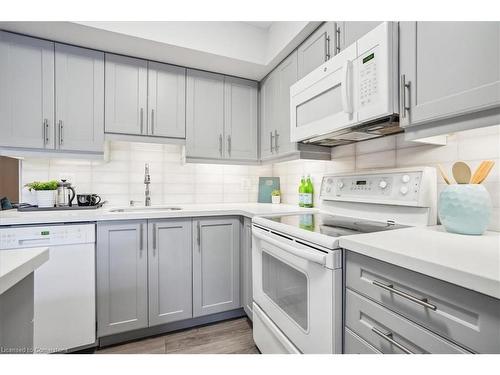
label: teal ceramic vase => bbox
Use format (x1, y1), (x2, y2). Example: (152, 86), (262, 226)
(438, 184), (492, 235)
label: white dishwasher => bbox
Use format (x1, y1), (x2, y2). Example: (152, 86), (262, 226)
(0, 223), (96, 353)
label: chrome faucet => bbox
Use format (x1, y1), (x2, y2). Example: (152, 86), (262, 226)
(144, 163), (151, 206)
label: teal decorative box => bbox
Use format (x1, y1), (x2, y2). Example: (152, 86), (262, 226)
(438, 184), (492, 235)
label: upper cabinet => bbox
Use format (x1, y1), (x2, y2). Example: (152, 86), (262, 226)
(186, 69), (225, 159)
(224, 76), (258, 161)
(0, 32), (54, 150)
(147, 62), (186, 139)
(55, 44), (104, 152)
(337, 22), (382, 51)
(400, 22), (500, 129)
(186, 70), (259, 162)
(105, 54), (148, 136)
(0, 32), (104, 154)
(297, 22), (337, 79)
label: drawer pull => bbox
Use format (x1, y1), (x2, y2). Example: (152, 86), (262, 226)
(372, 280), (437, 310)
(372, 327), (414, 354)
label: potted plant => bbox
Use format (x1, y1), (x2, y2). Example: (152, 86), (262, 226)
(271, 189), (281, 204)
(24, 180), (59, 208)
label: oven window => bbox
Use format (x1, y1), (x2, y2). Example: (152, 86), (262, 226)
(296, 84), (342, 128)
(262, 252), (308, 330)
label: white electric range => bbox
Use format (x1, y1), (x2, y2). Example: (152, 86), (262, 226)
(251, 167), (437, 354)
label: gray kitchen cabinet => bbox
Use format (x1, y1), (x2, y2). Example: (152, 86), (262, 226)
(97, 221), (148, 336)
(0, 31), (54, 150)
(399, 22), (500, 128)
(297, 22), (337, 79)
(274, 50), (298, 156)
(55, 43), (104, 152)
(259, 72), (278, 159)
(148, 219), (192, 326)
(186, 69), (225, 159)
(224, 76), (258, 161)
(193, 217), (240, 317)
(241, 217), (253, 320)
(338, 21), (381, 50)
(147, 62), (186, 139)
(105, 53), (148, 136)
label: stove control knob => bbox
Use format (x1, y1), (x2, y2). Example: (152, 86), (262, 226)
(379, 180), (388, 189)
(401, 174), (410, 183)
(400, 186), (409, 195)
(337, 181), (344, 189)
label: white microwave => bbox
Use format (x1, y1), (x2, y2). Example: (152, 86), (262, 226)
(290, 22), (400, 146)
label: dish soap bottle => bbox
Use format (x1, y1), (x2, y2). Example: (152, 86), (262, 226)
(303, 175), (314, 208)
(298, 176), (306, 207)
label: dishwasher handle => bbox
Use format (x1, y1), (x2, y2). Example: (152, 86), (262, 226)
(253, 229), (327, 266)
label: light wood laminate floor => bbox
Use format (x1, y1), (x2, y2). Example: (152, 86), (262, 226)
(97, 318), (259, 354)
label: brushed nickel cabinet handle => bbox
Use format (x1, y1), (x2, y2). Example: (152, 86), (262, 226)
(58, 120), (63, 146)
(400, 74), (411, 119)
(274, 130), (279, 153)
(43, 119), (50, 145)
(270, 132), (274, 153)
(140, 108), (144, 134)
(219, 134), (223, 157)
(335, 25), (341, 53)
(325, 34), (331, 61)
(196, 222), (201, 248)
(151, 109), (155, 135)
(139, 223), (144, 256)
(372, 327), (414, 354)
(372, 280), (437, 310)
(227, 135), (231, 157)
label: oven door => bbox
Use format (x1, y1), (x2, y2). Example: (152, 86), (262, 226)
(252, 225), (342, 354)
(290, 43), (358, 143)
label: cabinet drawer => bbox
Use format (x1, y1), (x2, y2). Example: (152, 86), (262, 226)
(346, 251), (500, 353)
(346, 289), (470, 354)
(344, 328), (381, 354)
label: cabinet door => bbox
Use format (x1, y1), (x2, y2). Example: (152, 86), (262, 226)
(259, 72), (278, 159)
(97, 221), (148, 336)
(400, 22), (500, 127)
(224, 76), (258, 161)
(0, 32), (54, 149)
(297, 22), (337, 79)
(55, 44), (104, 152)
(193, 217), (240, 317)
(148, 219), (192, 326)
(105, 53), (148, 135)
(275, 51), (298, 156)
(186, 69), (225, 159)
(241, 218), (253, 320)
(339, 21), (381, 50)
(148, 62), (186, 139)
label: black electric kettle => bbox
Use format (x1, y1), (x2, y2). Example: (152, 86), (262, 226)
(56, 180), (76, 207)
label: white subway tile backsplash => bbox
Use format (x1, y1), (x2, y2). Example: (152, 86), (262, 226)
(356, 150), (396, 169)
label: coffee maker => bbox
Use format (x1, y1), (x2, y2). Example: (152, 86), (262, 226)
(56, 180), (76, 207)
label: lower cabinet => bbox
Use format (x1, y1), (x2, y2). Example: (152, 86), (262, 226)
(97, 220), (148, 337)
(241, 217), (253, 320)
(193, 217), (241, 317)
(148, 219), (192, 326)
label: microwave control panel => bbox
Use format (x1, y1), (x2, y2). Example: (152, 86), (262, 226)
(359, 50), (378, 108)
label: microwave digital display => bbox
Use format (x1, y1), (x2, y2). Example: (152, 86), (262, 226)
(363, 53), (375, 64)
(356, 180), (367, 185)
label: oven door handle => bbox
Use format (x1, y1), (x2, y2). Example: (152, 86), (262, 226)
(253, 230), (327, 266)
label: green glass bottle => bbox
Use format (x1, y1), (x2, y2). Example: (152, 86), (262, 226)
(304, 175), (314, 208)
(298, 176), (305, 207)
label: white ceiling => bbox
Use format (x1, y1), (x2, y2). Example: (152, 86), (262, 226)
(0, 21), (321, 80)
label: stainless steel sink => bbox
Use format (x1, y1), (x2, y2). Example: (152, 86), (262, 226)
(109, 207), (182, 213)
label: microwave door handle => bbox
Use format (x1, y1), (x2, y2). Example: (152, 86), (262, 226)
(341, 60), (353, 114)
(253, 230), (327, 266)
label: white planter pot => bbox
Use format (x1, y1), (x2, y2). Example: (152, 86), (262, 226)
(272, 196), (281, 204)
(36, 190), (56, 208)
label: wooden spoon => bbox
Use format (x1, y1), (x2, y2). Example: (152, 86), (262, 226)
(452, 161), (472, 184)
(437, 164), (452, 185)
(471, 160), (495, 184)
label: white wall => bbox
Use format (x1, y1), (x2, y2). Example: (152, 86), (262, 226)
(272, 125), (500, 231)
(21, 142), (272, 206)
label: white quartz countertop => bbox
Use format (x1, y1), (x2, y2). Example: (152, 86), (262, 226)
(0, 203), (313, 226)
(0, 247), (49, 295)
(339, 226), (500, 299)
